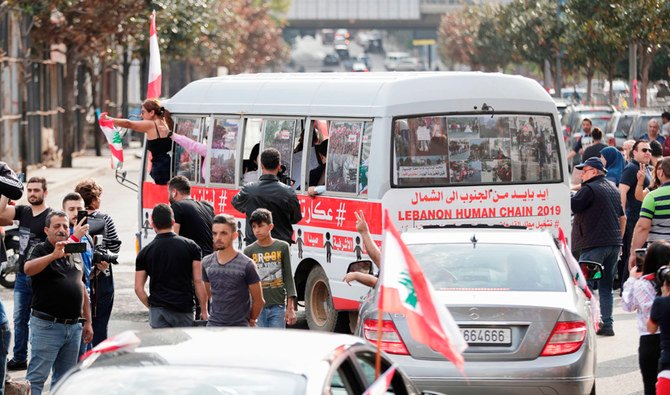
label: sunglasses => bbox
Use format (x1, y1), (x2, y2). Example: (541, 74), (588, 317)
(640, 148), (652, 153)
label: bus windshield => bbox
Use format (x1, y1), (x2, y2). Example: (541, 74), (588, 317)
(392, 114), (562, 187)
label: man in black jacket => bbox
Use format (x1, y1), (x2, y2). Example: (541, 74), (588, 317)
(571, 157), (626, 337)
(232, 148), (302, 245)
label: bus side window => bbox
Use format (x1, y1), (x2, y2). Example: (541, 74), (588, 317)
(241, 118), (262, 185)
(262, 119), (298, 185)
(172, 117), (203, 183)
(295, 120), (326, 191)
(326, 121), (363, 194)
(210, 118), (239, 185)
(358, 122), (372, 195)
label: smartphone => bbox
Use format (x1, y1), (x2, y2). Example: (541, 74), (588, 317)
(77, 210), (88, 225)
(635, 248), (646, 272)
(64, 242), (87, 254)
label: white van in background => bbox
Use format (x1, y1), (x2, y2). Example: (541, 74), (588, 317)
(384, 52), (410, 71)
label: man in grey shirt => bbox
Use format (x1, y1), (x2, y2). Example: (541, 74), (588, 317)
(203, 214), (264, 327)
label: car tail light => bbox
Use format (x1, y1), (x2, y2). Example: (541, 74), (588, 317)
(540, 321), (587, 356)
(608, 136), (615, 146)
(363, 318), (409, 355)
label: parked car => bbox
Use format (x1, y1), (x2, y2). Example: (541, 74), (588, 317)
(627, 110), (663, 141)
(605, 110), (638, 147)
(552, 97), (569, 119)
(334, 44), (350, 60)
(395, 57), (426, 72)
(351, 62), (369, 72)
(53, 328), (438, 395)
(352, 54), (372, 70)
(323, 53), (340, 66)
(355, 229), (598, 395)
(561, 104), (616, 142)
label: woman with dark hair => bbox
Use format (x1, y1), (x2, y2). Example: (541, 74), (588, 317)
(242, 143), (260, 184)
(100, 99), (173, 185)
(622, 240), (670, 395)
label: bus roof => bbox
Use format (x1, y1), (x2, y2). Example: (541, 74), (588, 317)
(165, 72), (556, 118)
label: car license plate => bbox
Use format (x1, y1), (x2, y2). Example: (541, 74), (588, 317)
(460, 327), (512, 345)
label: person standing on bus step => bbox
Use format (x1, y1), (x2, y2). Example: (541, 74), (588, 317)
(135, 204), (208, 328)
(168, 175), (214, 320)
(571, 157), (626, 337)
(0, 176), (52, 372)
(100, 99), (174, 185)
(232, 148), (302, 245)
(243, 208), (296, 328)
(203, 214), (264, 327)
(74, 178), (121, 347)
(619, 140), (652, 287)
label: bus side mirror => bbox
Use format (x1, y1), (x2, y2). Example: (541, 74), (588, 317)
(347, 260), (373, 275)
(579, 260), (603, 281)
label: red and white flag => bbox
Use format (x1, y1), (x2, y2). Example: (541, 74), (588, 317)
(98, 112), (127, 169)
(363, 364), (397, 395)
(557, 227), (600, 330)
(147, 10), (161, 99)
(378, 211), (467, 370)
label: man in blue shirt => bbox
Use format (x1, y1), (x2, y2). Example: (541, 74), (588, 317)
(641, 118), (665, 145)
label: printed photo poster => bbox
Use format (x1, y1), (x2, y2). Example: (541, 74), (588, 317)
(397, 156), (448, 179)
(480, 115), (511, 139)
(326, 121), (363, 193)
(173, 116), (203, 182)
(446, 116), (480, 139)
(210, 118), (238, 184)
(511, 115), (561, 183)
(263, 119), (296, 175)
(481, 159), (512, 183)
(450, 160), (482, 183)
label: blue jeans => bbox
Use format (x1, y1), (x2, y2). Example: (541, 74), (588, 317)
(149, 307), (193, 328)
(0, 321), (10, 394)
(27, 316), (82, 395)
(579, 245), (621, 328)
(12, 272), (32, 362)
(257, 304), (286, 328)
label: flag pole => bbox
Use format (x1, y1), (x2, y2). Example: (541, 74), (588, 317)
(375, 306), (383, 379)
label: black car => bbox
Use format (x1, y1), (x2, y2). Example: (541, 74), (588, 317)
(323, 53), (340, 66)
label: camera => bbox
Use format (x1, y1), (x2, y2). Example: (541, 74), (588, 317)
(277, 164), (293, 186)
(657, 265), (670, 287)
(93, 246), (119, 265)
(635, 248), (646, 272)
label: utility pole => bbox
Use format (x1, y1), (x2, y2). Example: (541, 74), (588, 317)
(629, 43), (637, 108)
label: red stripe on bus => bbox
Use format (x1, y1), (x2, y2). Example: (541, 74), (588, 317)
(142, 182), (382, 233)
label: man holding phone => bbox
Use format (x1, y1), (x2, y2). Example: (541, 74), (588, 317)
(23, 211), (93, 394)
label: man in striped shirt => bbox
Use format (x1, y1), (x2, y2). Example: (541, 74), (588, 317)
(629, 157), (670, 269)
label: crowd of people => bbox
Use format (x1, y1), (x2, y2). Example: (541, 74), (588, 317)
(571, 113), (670, 394)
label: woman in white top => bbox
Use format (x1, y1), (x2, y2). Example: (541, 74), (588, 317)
(622, 240), (670, 395)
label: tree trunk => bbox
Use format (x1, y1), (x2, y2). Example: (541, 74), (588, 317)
(607, 64), (615, 106)
(86, 64), (102, 156)
(76, 64), (86, 151)
(586, 66), (594, 106)
(61, 47), (78, 168)
(639, 48), (653, 109)
(122, 45), (130, 118)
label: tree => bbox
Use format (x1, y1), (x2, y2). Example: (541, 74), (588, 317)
(472, 5), (511, 72)
(7, 0), (143, 167)
(437, 7), (479, 69)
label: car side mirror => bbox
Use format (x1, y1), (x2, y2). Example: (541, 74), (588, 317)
(347, 259), (373, 275)
(579, 260), (603, 281)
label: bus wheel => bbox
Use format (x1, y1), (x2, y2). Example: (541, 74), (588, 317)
(305, 266), (337, 331)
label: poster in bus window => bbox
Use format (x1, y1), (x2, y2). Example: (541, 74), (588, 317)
(210, 118), (238, 184)
(450, 160), (482, 183)
(510, 115), (560, 183)
(446, 116), (480, 139)
(359, 122), (373, 195)
(326, 121), (362, 193)
(174, 118), (201, 182)
(480, 116), (511, 139)
(481, 159), (512, 183)
(397, 156), (448, 179)
(407, 116), (446, 153)
(263, 119), (296, 175)
(486, 138), (511, 160)
(448, 139), (470, 161)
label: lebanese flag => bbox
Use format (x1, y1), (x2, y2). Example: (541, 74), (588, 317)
(363, 364), (397, 395)
(99, 112), (127, 169)
(379, 211), (467, 370)
(557, 227), (600, 330)
(147, 10), (161, 99)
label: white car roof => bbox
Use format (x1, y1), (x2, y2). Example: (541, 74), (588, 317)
(401, 228), (556, 247)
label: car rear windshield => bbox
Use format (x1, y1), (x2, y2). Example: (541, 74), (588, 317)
(54, 366), (307, 394)
(407, 243), (566, 292)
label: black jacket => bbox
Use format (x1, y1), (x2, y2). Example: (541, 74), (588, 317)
(232, 174), (302, 244)
(571, 175), (624, 251)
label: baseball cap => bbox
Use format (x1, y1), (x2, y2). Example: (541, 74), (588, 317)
(575, 157), (607, 173)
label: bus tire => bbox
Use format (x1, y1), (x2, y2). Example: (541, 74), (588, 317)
(305, 265), (338, 332)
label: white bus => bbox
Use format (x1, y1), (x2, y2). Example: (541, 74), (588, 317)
(136, 72), (570, 331)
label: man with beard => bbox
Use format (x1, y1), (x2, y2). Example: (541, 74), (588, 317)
(135, 204), (208, 328)
(202, 214), (264, 327)
(24, 211), (93, 394)
(0, 177), (52, 371)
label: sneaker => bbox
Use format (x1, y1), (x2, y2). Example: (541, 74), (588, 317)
(6, 358), (27, 371)
(596, 327), (615, 336)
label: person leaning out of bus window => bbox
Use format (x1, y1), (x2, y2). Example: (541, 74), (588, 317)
(170, 133), (208, 183)
(342, 210), (381, 288)
(100, 99), (173, 185)
(242, 143), (260, 185)
(307, 139), (329, 197)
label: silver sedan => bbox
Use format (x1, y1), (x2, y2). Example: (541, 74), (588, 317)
(355, 229), (597, 395)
